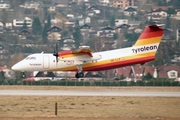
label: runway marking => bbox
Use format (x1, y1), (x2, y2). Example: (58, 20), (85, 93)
(0, 90), (180, 97)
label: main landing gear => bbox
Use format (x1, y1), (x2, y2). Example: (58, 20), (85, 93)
(75, 72), (84, 78)
(75, 65), (84, 78)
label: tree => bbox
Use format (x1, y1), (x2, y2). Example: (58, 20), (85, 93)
(142, 72), (153, 80)
(171, 0), (180, 8)
(0, 71), (5, 81)
(167, 8), (175, 15)
(21, 20), (28, 30)
(46, 15), (51, 29)
(165, 15), (171, 29)
(73, 21), (82, 48)
(42, 23), (48, 43)
(157, 0), (167, 6)
(113, 33), (118, 40)
(32, 17), (42, 35)
(124, 32), (140, 42)
(109, 14), (115, 27)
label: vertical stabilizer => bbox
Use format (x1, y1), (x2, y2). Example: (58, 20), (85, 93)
(132, 25), (164, 56)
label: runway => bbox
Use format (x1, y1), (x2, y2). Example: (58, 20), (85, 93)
(0, 90), (180, 97)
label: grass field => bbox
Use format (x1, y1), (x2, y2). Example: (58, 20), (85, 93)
(0, 86), (180, 120)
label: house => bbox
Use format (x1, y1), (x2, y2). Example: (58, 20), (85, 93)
(0, 65), (14, 79)
(48, 6), (56, 12)
(13, 17), (33, 28)
(176, 9), (180, 17)
(18, 29), (31, 40)
(83, 71), (103, 81)
(86, 5), (101, 16)
(20, 1), (40, 10)
(55, 1), (70, 8)
(99, 0), (110, 6)
(124, 7), (137, 16)
(80, 24), (91, 31)
(0, 0), (11, 10)
(97, 27), (115, 38)
(115, 19), (128, 27)
(115, 24), (130, 32)
(157, 65), (180, 79)
(151, 6), (168, 12)
(47, 26), (62, 41)
(80, 24), (91, 42)
(64, 18), (76, 27)
(61, 38), (76, 50)
(116, 65), (180, 81)
(146, 9), (168, 20)
(113, 0), (135, 9)
(79, 17), (91, 26)
(5, 22), (13, 29)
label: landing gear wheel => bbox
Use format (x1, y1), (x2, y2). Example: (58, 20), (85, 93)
(75, 73), (80, 78)
(75, 72), (84, 78)
(21, 72), (26, 78)
(79, 72), (84, 78)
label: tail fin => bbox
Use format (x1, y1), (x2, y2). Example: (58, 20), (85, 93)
(132, 25), (164, 56)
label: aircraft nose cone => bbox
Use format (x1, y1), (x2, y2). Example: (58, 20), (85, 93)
(11, 63), (21, 71)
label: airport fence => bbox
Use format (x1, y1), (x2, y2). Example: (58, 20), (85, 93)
(0, 79), (180, 86)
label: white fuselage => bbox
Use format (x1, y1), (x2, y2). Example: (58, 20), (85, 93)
(11, 44), (158, 72)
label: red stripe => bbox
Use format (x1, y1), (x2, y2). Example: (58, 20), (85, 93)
(58, 50), (73, 56)
(138, 25), (164, 40)
(66, 56), (155, 72)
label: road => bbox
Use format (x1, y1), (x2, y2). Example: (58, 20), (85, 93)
(0, 90), (180, 97)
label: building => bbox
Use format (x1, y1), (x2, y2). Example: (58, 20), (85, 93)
(97, 27), (115, 38)
(115, 19), (128, 27)
(116, 65), (180, 81)
(13, 17), (33, 28)
(113, 0), (135, 9)
(47, 26), (62, 41)
(0, 0), (11, 10)
(146, 9), (168, 20)
(0, 65), (14, 79)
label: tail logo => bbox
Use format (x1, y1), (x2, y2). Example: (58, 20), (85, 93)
(132, 45), (158, 54)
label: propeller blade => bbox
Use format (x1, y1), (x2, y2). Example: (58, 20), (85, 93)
(53, 42), (59, 64)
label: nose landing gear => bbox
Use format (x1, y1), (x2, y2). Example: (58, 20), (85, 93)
(21, 72), (26, 78)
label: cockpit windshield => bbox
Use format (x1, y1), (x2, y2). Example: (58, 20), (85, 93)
(24, 56), (36, 60)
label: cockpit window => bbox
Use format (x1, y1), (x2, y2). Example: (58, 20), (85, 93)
(25, 57), (36, 60)
(25, 57), (29, 60)
(29, 57), (36, 60)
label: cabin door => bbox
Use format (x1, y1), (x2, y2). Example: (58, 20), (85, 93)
(43, 55), (50, 69)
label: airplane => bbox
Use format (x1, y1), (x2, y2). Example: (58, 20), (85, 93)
(11, 25), (164, 78)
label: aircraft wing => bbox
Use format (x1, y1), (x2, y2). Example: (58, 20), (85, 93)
(73, 46), (93, 57)
(58, 46), (101, 62)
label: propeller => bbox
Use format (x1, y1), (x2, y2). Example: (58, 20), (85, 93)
(53, 42), (59, 63)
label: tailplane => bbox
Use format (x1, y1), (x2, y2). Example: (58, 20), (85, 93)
(132, 25), (164, 56)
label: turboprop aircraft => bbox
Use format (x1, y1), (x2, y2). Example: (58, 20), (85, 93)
(11, 25), (164, 78)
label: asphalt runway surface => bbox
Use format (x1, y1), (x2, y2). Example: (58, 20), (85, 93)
(0, 90), (180, 97)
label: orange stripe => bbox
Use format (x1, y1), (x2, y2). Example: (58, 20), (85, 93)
(134, 36), (162, 46)
(48, 52), (156, 71)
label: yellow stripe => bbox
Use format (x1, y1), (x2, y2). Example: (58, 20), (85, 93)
(49, 52), (156, 71)
(134, 36), (162, 46)
(59, 53), (83, 58)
